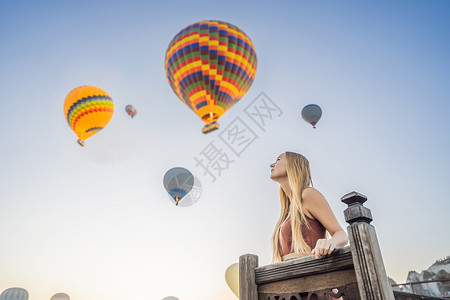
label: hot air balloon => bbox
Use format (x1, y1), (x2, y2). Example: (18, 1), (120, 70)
(125, 105), (137, 118)
(225, 263), (239, 298)
(163, 167), (194, 205)
(50, 293), (70, 300)
(301, 104), (322, 128)
(0, 288), (29, 300)
(63, 85), (114, 146)
(165, 20), (258, 134)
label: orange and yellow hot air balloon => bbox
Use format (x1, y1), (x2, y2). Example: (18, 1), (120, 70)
(63, 85), (114, 146)
(165, 20), (258, 134)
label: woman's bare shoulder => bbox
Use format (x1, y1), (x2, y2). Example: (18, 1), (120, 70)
(302, 187), (325, 201)
(302, 187), (328, 212)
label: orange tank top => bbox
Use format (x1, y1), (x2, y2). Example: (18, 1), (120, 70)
(280, 214), (326, 257)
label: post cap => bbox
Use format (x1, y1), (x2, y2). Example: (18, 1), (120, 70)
(341, 191), (367, 206)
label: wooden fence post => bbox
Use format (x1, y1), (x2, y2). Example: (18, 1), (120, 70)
(239, 254), (259, 300)
(342, 191), (395, 300)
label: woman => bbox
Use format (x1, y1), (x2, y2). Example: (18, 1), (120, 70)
(270, 152), (348, 299)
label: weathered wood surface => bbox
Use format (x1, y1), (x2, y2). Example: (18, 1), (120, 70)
(255, 246), (354, 285)
(258, 282), (360, 300)
(343, 191), (395, 300)
(258, 268), (357, 294)
(393, 291), (447, 300)
(240, 254), (259, 300)
(342, 191), (373, 224)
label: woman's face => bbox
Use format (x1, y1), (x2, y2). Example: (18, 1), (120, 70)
(270, 153), (287, 181)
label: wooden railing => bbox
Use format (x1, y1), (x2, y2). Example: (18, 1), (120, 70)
(239, 191), (446, 300)
(393, 291), (446, 300)
(392, 279), (450, 297)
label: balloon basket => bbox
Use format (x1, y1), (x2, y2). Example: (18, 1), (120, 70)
(77, 139), (85, 147)
(202, 122), (219, 134)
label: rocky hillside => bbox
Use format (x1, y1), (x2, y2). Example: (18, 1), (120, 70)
(390, 256), (450, 298)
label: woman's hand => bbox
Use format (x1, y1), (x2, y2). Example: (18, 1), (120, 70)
(311, 238), (336, 258)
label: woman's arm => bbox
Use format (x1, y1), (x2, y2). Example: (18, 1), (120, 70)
(302, 187), (349, 258)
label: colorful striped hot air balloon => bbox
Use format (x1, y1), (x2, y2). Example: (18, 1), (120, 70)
(165, 20), (257, 134)
(0, 288), (29, 300)
(63, 85), (114, 146)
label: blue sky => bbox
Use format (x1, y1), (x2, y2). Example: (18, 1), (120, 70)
(1, 1), (449, 300)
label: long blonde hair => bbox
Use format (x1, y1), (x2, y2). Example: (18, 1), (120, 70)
(272, 152), (314, 262)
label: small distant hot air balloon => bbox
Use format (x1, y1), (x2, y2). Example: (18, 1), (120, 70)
(163, 167), (194, 205)
(165, 20), (258, 134)
(225, 263), (239, 298)
(125, 105), (137, 118)
(0, 288), (29, 300)
(50, 293), (69, 300)
(63, 85), (114, 146)
(301, 104), (322, 128)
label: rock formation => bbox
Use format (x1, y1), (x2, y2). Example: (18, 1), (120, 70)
(390, 256), (449, 297)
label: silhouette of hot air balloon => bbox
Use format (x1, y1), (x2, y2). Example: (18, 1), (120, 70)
(225, 263), (239, 298)
(301, 104), (322, 128)
(63, 85), (114, 146)
(125, 105), (137, 118)
(165, 20), (258, 134)
(0, 288), (29, 300)
(50, 293), (69, 300)
(163, 167), (194, 205)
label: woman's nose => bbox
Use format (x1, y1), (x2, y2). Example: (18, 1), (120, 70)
(270, 163), (274, 168)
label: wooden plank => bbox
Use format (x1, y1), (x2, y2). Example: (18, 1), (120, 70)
(258, 268), (358, 294)
(255, 246), (354, 285)
(393, 291), (447, 300)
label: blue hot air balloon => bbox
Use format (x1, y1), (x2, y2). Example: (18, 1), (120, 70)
(163, 167), (194, 206)
(301, 104), (322, 128)
(0, 288), (29, 300)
